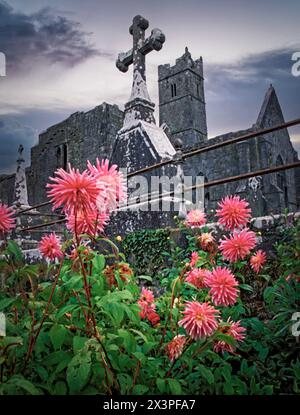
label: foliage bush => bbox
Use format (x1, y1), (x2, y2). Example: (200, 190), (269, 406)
(0, 220), (299, 395)
(0, 161), (299, 395)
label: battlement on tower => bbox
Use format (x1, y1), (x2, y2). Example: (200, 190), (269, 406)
(158, 47), (203, 80)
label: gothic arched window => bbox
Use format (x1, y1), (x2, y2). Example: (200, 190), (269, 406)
(276, 155), (288, 207)
(56, 144), (68, 170)
(198, 172), (209, 209)
(171, 83), (177, 98)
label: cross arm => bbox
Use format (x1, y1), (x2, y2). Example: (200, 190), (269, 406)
(116, 49), (133, 73)
(140, 28), (166, 55)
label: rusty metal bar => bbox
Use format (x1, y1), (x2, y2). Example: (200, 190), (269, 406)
(13, 117), (300, 217)
(17, 161), (300, 231)
(127, 117), (300, 178)
(121, 160), (300, 209)
(182, 118), (300, 160)
(20, 212), (64, 218)
(188, 160), (300, 190)
(19, 218), (67, 233)
(16, 201), (52, 214)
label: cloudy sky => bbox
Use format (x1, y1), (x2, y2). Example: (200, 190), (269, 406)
(0, 0), (299, 173)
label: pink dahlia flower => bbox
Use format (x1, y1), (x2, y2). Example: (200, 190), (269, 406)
(205, 266), (239, 306)
(0, 203), (15, 235)
(213, 318), (246, 353)
(166, 335), (186, 362)
(139, 302), (156, 319)
(39, 233), (63, 261)
(146, 308), (160, 326)
(250, 250), (266, 273)
(47, 164), (104, 214)
(138, 287), (154, 304)
(66, 209), (109, 236)
(198, 232), (215, 250)
(216, 195), (252, 231)
(185, 209), (206, 228)
(178, 301), (219, 340)
(137, 287), (160, 325)
(185, 268), (209, 289)
(87, 158), (127, 212)
(219, 228), (257, 262)
(189, 251), (200, 267)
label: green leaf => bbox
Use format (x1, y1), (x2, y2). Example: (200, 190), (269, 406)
(167, 378), (182, 395)
(54, 381), (67, 395)
(49, 324), (68, 350)
(43, 351), (72, 367)
(117, 373), (132, 394)
(92, 254), (105, 273)
(263, 287), (275, 303)
(221, 364), (232, 383)
(132, 384), (149, 395)
(250, 376), (257, 394)
(34, 365), (48, 382)
(130, 329), (148, 344)
(156, 378), (166, 393)
(0, 297), (16, 311)
(67, 352), (92, 394)
(7, 240), (24, 263)
(98, 289), (133, 306)
(8, 375), (42, 395)
(73, 336), (89, 354)
(223, 381), (234, 395)
(197, 365), (214, 385)
(123, 304), (141, 324)
(216, 333), (236, 347)
(118, 329), (136, 354)
(0, 336), (23, 348)
(261, 385), (273, 395)
(239, 284), (254, 293)
(56, 304), (80, 320)
(136, 275), (153, 282)
(63, 274), (83, 290)
(109, 302), (125, 326)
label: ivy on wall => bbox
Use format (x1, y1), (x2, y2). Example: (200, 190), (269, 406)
(121, 229), (171, 277)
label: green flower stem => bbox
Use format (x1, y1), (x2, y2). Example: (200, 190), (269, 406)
(23, 258), (64, 372)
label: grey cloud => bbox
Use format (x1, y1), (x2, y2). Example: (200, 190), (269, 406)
(0, 2), (112, 74)
(0, 116), (37, 173)
(205, 46), (300, 153)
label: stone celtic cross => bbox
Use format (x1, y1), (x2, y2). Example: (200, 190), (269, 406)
(116, 15), (165, 105)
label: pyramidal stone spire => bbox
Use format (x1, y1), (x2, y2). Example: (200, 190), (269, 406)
(13, 144), (30, 209)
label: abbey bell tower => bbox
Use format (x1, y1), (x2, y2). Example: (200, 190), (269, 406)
(158, 47), (208, 149)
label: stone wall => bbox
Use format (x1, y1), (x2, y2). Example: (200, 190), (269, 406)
(26, 103), (123, 211)
(0, 174), (15, 205)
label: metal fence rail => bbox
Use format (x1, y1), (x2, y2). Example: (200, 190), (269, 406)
(117, 160), (300, 211)
(127, 117), (300, 178)
(16, 117), (300, 217)
(15, 117), (300, 232)
(19, 160), (300, 232)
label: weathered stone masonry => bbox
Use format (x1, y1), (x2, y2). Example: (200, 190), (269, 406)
(0, 48), (299, 227)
